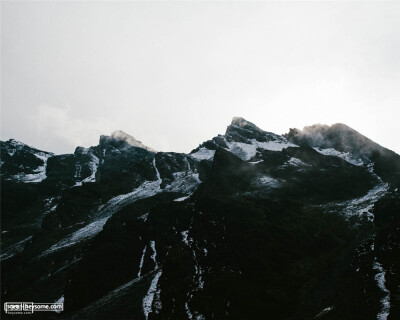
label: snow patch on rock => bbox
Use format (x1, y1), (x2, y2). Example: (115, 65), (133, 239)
(164, 172), (201, 194)
(252, 175), (280, 189)
(190, 148), (216, 161)
(334, 183), (389, 220)
(174, 195), (191, 202)
(225, 139), (297, 161)
(313, 147), (364, 166)
(12, 152), (51, 183)
(283, 157), (311, 168)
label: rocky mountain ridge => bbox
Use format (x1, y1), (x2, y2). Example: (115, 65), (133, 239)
(1, 117), (399, 320)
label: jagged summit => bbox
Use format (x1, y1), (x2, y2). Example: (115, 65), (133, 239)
(190, 117), (296, 161)
(229, 116), (263, 132)
(100, 130), (156, 152)
(7, 138), (25, 146)
(2, 138), (53, 157)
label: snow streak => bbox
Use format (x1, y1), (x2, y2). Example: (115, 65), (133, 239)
(75, 153), (99, 186)
(325, 183), (389, 221)
(313, 147), (364, 166)
(143, 241), (162, 320)
(373, 260), (391, 320)
(143, 270), (162, 320)
(137, 246), (147, 278)
(0, 236), (32, 260)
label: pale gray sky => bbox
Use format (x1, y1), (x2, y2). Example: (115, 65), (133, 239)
(1, 1), (399, 154)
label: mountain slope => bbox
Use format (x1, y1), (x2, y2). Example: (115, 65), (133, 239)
(1, 118), (399, 320)
(285, 123), (400, 185)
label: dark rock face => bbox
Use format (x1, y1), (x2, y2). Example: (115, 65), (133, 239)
(1, 119), (399, 320)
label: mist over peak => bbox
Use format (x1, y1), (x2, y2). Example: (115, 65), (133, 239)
(230, 117), (263, 132)
(99, 130), (156, 153)
(285, 123), (400, 184)
(285, 123), (384, 155)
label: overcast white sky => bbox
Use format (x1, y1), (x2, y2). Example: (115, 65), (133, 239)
(1, 1), (399, 154)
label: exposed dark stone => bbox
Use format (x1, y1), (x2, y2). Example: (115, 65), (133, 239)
(1, 120), (399, 320)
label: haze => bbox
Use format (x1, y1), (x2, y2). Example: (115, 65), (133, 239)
(1, 1), (399, 154)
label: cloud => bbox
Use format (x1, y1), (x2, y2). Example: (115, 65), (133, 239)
(29, 104), (119, 154)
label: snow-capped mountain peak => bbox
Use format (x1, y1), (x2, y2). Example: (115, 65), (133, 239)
(191, 117), (298, 161)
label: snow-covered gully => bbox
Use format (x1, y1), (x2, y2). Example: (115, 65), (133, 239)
(143, 240), (162, 320)
(137, 245), (147, 278)
(373, 259), (390, 320)
(75, 153), (100, 186)
(181, 229), (206, 320)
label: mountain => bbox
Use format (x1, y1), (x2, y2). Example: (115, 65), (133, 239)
(105, 130), (156, 153)
(1, 118), (399, 320)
